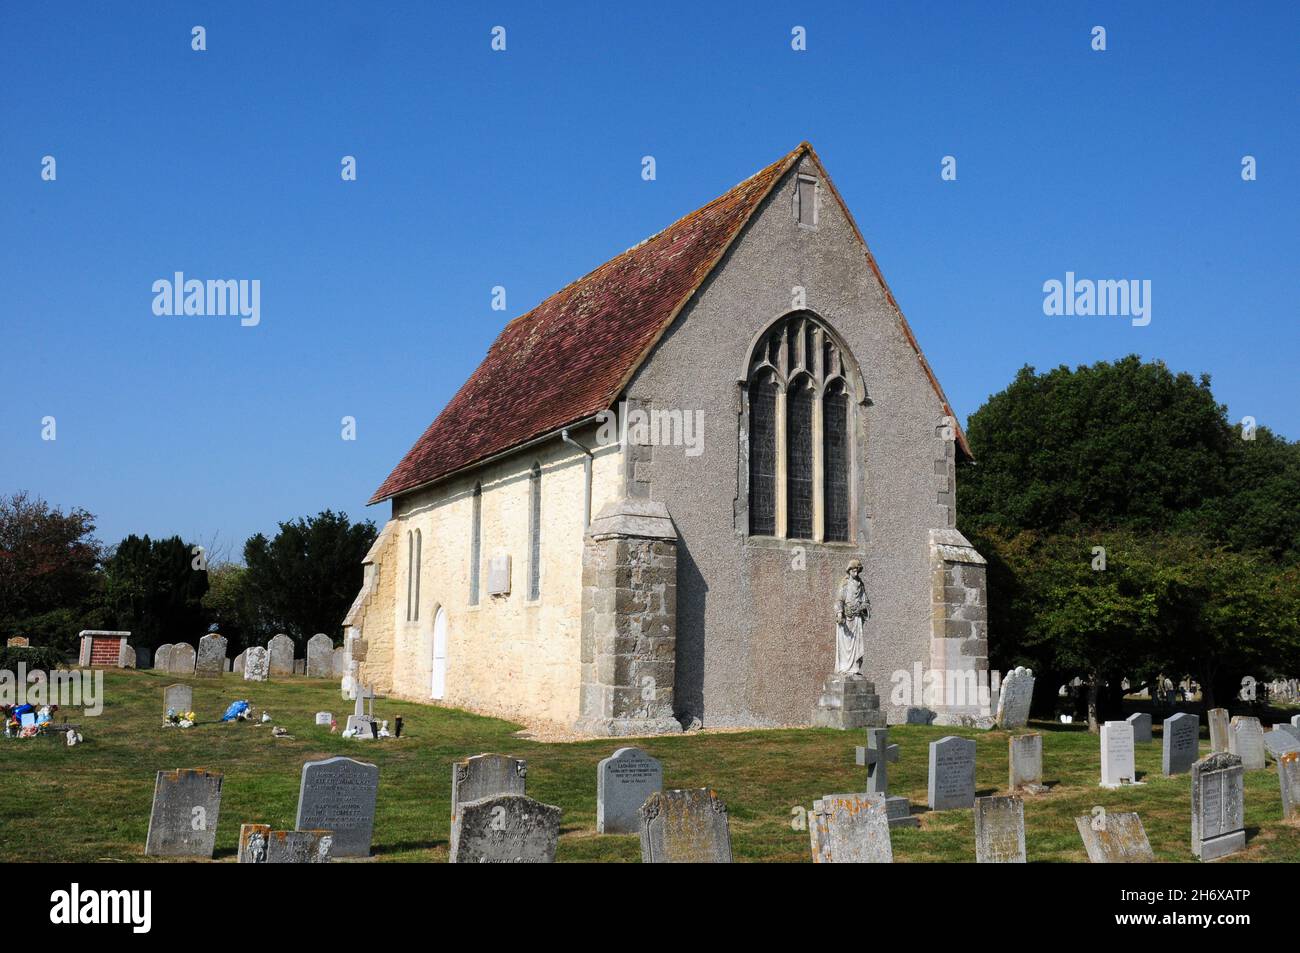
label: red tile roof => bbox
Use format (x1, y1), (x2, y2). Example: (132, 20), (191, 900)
(371, 143), (969, 504)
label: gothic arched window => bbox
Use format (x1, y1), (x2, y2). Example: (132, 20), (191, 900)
(745, 312), (859, 541)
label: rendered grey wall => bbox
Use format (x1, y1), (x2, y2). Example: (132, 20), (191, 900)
(624, 155), (959, 726)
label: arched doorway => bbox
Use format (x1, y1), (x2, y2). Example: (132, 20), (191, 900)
(431, 606), (448, 699)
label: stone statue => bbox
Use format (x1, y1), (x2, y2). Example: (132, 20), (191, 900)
(834, 559), (870, 676)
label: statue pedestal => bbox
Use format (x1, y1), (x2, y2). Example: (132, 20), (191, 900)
(812, 674), (885, 730)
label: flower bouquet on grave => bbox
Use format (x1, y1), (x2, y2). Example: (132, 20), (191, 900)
(164, 707), (197, 728)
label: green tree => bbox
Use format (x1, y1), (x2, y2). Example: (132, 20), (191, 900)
(201, 562), (265, 654)
(102, 535), (208, 651)
(241, 510), (376, 651)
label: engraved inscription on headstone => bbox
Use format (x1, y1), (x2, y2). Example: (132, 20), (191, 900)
(194, 633), (227, 678)
(1074, 811), (1154, 863)
(1228, 716), (1265, 770)
(927, 736), (976, 811)
(1009, 733), (1047, 793)
(809, 792), (892, 863)
(244, 646), (269, 682)
(144, 768), (223, 857)
(164, 684), (192, 716)
(238, 824), (334, 863)
(1100, 720), (1137, 788)
(295, 756), (379, 858)
(1207, 708), (1230, 753)
(995, 667), (1035, 729)
(974, 795), (1025, 863)
(1162, 712), (1199, 776)
(1191, 752), (1245, 861)
(639, 788), (732, 863)
(597, 747), (663, 834)
(449, 794), (562, 863)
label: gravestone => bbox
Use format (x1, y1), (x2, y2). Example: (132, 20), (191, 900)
(927, 736), (976, 810)
(1074, 811), (1155, 863)
(974, 795), (1025, 863)
(1207, 708), (1230, 753)
(238, 824), (333, 863)
(1277, 723), (1300, 744)
(809, 793), (892, 863)
(597, 747), (663, 834)
(144, 769), (223, 857)
(1008, 733), (1047, 794)
(1191, 752), (1245, 860)
(164, 684), (193, 716)
(1100, 720), (1137, 788)
(1126, 712), (1153, 743)
(332, 646), (348, 677)
(233, 650), (246, 675)
(451, 753), (527, 817)
(449, 794), (563, 863)
(243, 646), (269, 682)
(1228, 716), (1266, 770)
(1279, 752), (1300, 821)
(124, 645), (137, 668)
(995, 667), (1035, 729)
(194, 633), (227, 678)
(1293, 714), (1300, 730)
(639, 789), (732, 863)
(169, 643), (196, 675)
(1162, 712), (1199, 776)
(295, 756), (379, 858)
(315, 711), (334, 726)
(855, 727), (917, 826)
(306, 634), (334, 677)
(268, 634), (294, 675)
(1263, 726), (1300, 762)
(154, 644), (173, 671)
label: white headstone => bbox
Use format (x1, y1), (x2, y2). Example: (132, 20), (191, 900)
(1100, 720), (1137, 788)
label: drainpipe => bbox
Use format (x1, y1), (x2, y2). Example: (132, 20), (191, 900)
(561, 428), (594, 528)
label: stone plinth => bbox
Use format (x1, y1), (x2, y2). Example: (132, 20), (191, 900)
(813, 674), (885, 730)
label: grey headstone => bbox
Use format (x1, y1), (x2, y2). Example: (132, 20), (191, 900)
(295, 756), (379, 858)
(1100, 720), (1137, 787)
(268, 634), (294, 675)
(332, 646), (348, 677)
(1264, 726), (1300, 762)
(238, 824), (333, 863)
(1191, 752), (1245, 860)
(1279, 752), (1300, 821)
(123, 644), (137, 668)
(194, 633), (227, 678)
(1228, 716), (1265, 770)
(1009, 733), (1046, 793)
(597, 747), (663, 834)
(144, 769), (223, 857)
(927, 736), (976, 810)
(995, 667), (1035, 729)
(974, 795), (1025, 863)
(1276, 723), (1300, 744)
(449, 794), (562, 863)
(168, 643), (196, 675)
(1074, 811), (1155, 862)
(243, 646), (269, 681)
(306, 634), (334, 677)
(233, 650), (245, 674)
(809, 792), (892, 863)
(164, 684), (193, 716)
(1162, 712), (1199, 776)
(154, 644), (173, 671)
(1293, 714), (1300, 730)
(315, 711), (333, 726)
(451, 753), (527, 818)
(639, 789), (732, 863)
(1126, 712), (1152, 743)
(1207, 708), (1230, 753)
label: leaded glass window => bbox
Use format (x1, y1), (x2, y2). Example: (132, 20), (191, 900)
(749, 373), (778, 535)
(787, 379), (815, 539)
(824, 382), (849, 542)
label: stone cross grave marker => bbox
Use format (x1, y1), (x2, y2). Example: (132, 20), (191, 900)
(974, 795), (1025, 863)
(1228, 716), (1266, 770)
(194, 633), (227, 678)
(809, 793), (892, 863)
(1191, 752), (1245, 861)
(238, 824), (334, 863)
(267, 634), (294, 675)
(449, 794), (563, 863)
(1162, 712), (1199, 776)
(597, 747), (662, 834)
(856, 727), (917, 826)
(1279, 752), (1300, 821)
(306, 633), (334, 677)
(1126, 712), (1152, 743)
(168, 643), (196, 675)
(243, 646), (269, 681)
(639, 789), (732, 863)
(1074, 811), (1154, 863)
(1207, 708), (1230, 753)
(295, 756), (379, 858)
(164, 684), (192, 717)
(144, 768), (223, 857)
(1009, 732), (1047, 793)
(995, 666), (1035, 729)
(1100, 720), (1137, 788)
(927, 736), (976, 811)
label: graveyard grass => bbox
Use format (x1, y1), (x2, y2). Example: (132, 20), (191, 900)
(2, 670), (1298, 863)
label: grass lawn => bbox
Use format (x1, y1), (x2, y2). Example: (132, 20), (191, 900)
(1, 669), (1297, 862)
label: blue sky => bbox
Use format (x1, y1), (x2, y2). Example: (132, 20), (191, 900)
(2, 2), (1296, 554)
